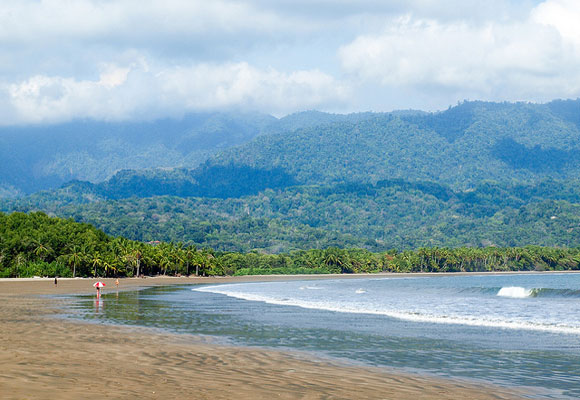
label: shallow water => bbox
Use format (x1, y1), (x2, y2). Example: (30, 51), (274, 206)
(65, 273), (580, 398)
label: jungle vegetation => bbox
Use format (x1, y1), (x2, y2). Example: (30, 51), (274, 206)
(1, 212), (579, 278)
(4, 178), (580, 253)
(2, 99), (580, 262)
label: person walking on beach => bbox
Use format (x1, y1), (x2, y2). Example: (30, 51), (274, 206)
(115, 278), (119, 288)
(54, 276), (58, 286)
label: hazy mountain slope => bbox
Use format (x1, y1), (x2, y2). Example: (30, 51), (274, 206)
(10, 99), (580, 202)
(6, 99), (578, 197)
(0, 112), (278, 196)
(4, 99), (580, 252)
(208, 100), (580, 188)
(275, 110), (380, 132)
(0, 110), (386, 197)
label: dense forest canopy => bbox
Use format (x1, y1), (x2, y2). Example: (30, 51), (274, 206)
(1, 212), (578, 278)
(2, 99), (580, 257)
(209, 100), (580, 188)
(3, 99), (580, 197)
(3, 178), (580, 253)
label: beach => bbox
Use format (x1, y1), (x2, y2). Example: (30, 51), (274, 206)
(0, 276), (525, 399)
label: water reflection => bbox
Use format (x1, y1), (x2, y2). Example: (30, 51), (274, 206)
(93, 297), (103, 313)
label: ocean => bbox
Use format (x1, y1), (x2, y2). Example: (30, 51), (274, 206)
(66, 273), (580, 398)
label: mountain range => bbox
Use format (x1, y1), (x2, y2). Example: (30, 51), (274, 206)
(0, 110), (363, 197)
(2, 99), (580, 252)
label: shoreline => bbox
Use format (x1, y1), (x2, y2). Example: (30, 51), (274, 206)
(3, 268), (577, 292)
(0, 275), (528, 399)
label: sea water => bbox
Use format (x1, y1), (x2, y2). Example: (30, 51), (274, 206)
(67, 273), (580, 398)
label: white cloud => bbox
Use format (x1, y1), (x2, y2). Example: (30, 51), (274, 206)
(1, 0), (580, 121)
(98, 65), (131, 89)
(2, 61), (349, 124)
(159, 63), (347, 112)
(532, 0), (580, 46)
(338, 0), (580, 106)
(0, 0), (283, 42)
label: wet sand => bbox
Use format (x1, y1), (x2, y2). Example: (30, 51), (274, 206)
(0, 276), (526, 399)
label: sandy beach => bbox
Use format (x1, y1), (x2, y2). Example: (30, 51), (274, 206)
(0, 276), (526, 399)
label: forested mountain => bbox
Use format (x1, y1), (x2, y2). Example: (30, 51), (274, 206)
(0, 112), (270, 196)
(209, 99), (580, 188)
(4, 178), (580, 253)
(8, 99), (578, 202)
(3, 99), (580, 253)
(4, 99), (579, 198)
(0, 110), (381, 197)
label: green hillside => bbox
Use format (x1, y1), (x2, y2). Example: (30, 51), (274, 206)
(4, 178), (580, 253)
(3, 211), (579, 279)
(0, 112), (274, 196)
(7, 99), (580, 198)
(3, 99), (580, 253)
(0, 110), (380, 197)
(210, 100), (580, 188)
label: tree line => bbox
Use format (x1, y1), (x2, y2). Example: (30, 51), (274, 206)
(5, 178), (580, 254)
(1, 211), (579, 278)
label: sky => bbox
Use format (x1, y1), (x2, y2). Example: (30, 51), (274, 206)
(1, 0), (580, 124)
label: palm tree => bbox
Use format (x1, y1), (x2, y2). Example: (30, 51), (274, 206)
(133, 247), (143, 277)
(184, 245), (197, 276)
(90, 252), (103, 277)
(101, 259), (112, 278)
(173, 249), (185, 276)
(323, 247), (352, 273)
(198, 250), (215, 276)
(14, 253), (27, 277)
(65, 245), (84, 278)
(159, 255), (171, 276)
(31, 239), (53, 262)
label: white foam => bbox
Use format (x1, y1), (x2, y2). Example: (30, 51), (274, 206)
(355, 288), (367, 294)
(497, 286), (532, 298)
(300, 286), (324, 290)
(194, 285), (580, 335)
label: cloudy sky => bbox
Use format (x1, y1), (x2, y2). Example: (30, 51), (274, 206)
(1, 0), (580, 124)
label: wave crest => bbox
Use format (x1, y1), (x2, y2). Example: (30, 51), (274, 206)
(193, 285), (580, 335)
(497, 286), (532, 298)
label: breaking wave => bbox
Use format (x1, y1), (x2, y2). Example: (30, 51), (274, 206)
(194, 285), (580, 335)
(464, 286), (580, 299)
(497, 287), (532, 298)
